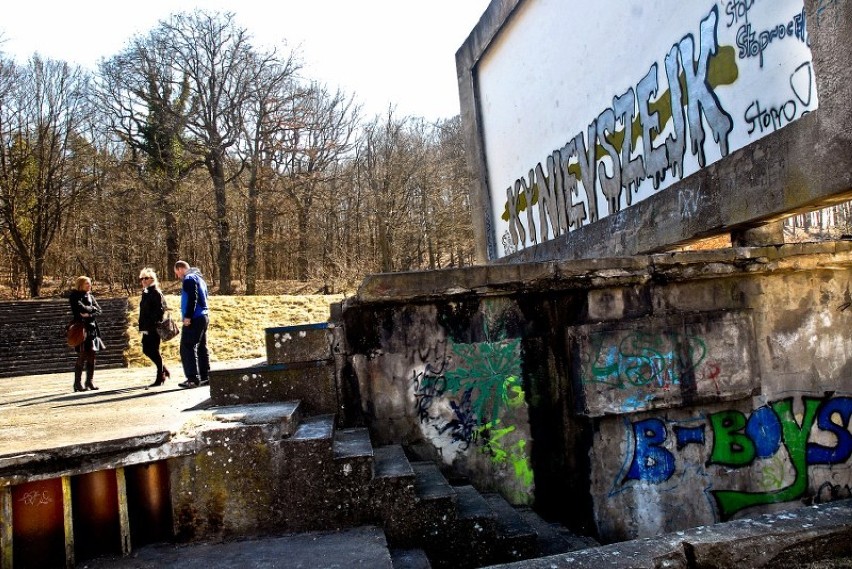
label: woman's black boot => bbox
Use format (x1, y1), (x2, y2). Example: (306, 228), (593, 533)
(84, 363), (98, 391)
(149, 372), (165, 388)
(73, 367), (84, 392)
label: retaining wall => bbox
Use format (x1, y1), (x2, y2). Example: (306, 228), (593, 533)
(341, 241), (852, 542)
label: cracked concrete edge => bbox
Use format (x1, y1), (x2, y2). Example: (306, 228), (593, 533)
(484, 499), (852, 569)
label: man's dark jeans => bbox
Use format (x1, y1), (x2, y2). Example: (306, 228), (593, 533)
(180, 314), (210, 384)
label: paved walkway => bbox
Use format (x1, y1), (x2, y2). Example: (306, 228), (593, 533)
(0, 359), (264, 459)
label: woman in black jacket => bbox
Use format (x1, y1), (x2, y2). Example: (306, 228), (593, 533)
(69, 276), (103, 392)
(138, 268), (171, 387)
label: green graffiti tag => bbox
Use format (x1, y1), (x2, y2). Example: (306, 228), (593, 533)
(587, 331), (707, 389)
(710, 398), (820, 519)
(412, 335), (534, 491)
(445, 338), (524, 422)
(477, 419), (535, 494)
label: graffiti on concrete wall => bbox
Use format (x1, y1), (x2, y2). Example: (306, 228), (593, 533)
(585, 331), (721, 407)
(412, 335), (534, 497)
(575, 311), (758, 416)
(618, 394), (852, 520)
(481, 0), (818, 256)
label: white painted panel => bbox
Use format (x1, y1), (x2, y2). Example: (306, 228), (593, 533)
(477, 0), (817, 257)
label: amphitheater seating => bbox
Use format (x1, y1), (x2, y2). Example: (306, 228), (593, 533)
(0, 298), (129, 378)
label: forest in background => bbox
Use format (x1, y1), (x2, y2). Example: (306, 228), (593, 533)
(0, 10), (475, 298)
(2, 11), (850, 300)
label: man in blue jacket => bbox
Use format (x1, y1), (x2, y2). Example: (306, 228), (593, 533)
(174, 260), (210, 388)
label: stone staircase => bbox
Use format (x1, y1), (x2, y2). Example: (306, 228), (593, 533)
(0, 317), (597, 568)
(0, 298), (129, 377)
(167, 402), (589, 569)
(194, 320), (597, 569)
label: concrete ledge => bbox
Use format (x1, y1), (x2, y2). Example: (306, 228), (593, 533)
(484, 500), (852, 568)
(0, 431), (174, 483)
(351, 243), (852, 304)
(265, 322), (333, 364)
(209, 362), (338, 414)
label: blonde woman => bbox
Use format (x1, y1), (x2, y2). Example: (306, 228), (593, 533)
(68, 276), (103, 392)
(138, 268), (171, 387)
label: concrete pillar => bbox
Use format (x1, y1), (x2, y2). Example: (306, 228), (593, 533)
(116, 468), (131, 556)
(1, 486), (11, 569)
(62, 477), (74, 569)
(731, 220), (786, 247)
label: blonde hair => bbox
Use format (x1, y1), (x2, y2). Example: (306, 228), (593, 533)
(138, 267), (160, 288)
(74, 276), (91, 291)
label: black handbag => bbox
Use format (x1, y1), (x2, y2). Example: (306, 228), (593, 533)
(157, 311), (180, 341)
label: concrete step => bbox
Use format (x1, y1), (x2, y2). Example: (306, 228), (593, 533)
(412, 461), (456, 505)
(84, 525), (395, 568)
(373, 445), (416, 481)
(482, 493), (538, 562)
(290, 413), (336, 452)
(333, 427), (374, 488)
(334, 427), (373, 460)
(318, 428), (376, 529)
(211, 400), (302, 440)
(265, 322), (334, 364)
(281, 413), (338, 530)
(208, 361), (337, 414)
(390, 548), (432, 569)
(404, 462), (457, 545)
(454, 484), (497, 523)
(425, 485), (499, 569)
(514, 506), (600, 556)
(372, 445), (418, 545)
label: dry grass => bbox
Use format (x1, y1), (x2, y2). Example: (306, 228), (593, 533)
(125, 294), (344, 367)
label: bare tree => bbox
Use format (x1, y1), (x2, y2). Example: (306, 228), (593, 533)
(94, 32), (199, 272)
(157, 10), (268, 294)
(354, 109), (427, 273)
(0, 55), (95, 297)
(238, 52), (302, 294)
(270, 82), (359, 280)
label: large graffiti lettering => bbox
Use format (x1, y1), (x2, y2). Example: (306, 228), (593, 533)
(493, 1), (818, 258)
(501, 6), (736, 253)
(621, 395), (852, 520)
(412, 337), (534, 492)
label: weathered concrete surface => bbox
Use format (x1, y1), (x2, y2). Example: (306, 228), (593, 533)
(0, 359), (264, 484)
(341, 242), (852, 541)
(209, 361), (338, 414)
(482, 500), (852, 569)
(570, 310), (760, 417)
(83, 525), (394, 568)
(265, 323), (335, 365)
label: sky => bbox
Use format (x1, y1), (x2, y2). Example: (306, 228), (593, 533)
(0, 0), (492, 120)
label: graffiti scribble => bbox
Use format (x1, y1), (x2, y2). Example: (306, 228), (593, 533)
(411, 336), (534, 490)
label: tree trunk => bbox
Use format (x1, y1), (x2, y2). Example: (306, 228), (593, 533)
(245, 180), (259, 295)
(26, 260), (43, 298)
(163, 209), (180, 277)
(297, 204), (310, 280)
(209, 158), (232, 294)
(262, 209), (275, 280)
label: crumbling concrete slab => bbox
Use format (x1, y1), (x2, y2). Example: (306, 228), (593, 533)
(82, 525), (394, 568)
(482, 500), (852, 569)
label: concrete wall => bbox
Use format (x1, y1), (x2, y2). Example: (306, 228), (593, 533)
(341, 242), (852, 541)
